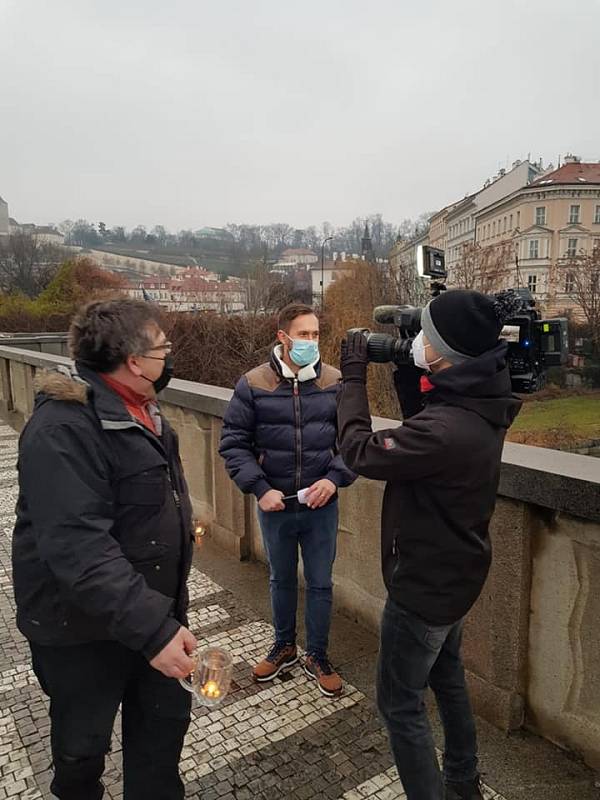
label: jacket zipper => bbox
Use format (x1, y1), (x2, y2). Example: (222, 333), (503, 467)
(167, 466), (181, 508)
(293, 378), (302, 491)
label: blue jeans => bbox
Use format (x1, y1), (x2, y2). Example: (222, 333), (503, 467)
(377, 598), (478, 800)
(258, 501), (338, 657)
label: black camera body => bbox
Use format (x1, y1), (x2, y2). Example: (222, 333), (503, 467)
(501, 289), (568, 392)
(347, 246), (568, 394)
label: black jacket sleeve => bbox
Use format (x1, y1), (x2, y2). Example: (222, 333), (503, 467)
(393, 365), (426, 419)
(337, 379), (447, 482)
(324, 450), (356, 488)
(19, 421), (181, 659)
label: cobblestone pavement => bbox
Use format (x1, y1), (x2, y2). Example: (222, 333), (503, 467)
(0, 422), (507, 800)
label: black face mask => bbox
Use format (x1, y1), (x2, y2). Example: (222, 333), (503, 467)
(141, 354), (174, 394)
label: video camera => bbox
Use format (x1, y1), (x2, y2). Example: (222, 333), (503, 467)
(347, 246), (568, 394)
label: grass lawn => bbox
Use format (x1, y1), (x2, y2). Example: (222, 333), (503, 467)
(507, 392), (600, 449)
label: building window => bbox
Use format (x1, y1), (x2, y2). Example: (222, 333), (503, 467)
(493, 221), (496, 236)
(503, 217), (507, 233)
(517, 211), (520, 229)
(528, 239), (539, 259)
(595, 205), (600, 224)
(509, 214), (513, 229)
(528, 274), (537, 294)
(566, 238), (578, 258)
(535, 206), (546, 226)
(565, 273), (575, 293)
(569, 204), (581, 224)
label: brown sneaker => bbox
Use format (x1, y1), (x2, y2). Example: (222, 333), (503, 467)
(252, 642), (298, 682)
(304, 654), (343, 697)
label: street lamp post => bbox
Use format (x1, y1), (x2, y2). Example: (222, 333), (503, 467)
(320, 236), (333, 310)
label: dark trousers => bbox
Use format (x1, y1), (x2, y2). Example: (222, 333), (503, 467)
(30, 640), (191, 800)
(258, 501), (338, 657)
(377, 598), (478, 800)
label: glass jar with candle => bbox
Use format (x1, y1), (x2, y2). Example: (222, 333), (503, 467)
(179, 646), (233, 707)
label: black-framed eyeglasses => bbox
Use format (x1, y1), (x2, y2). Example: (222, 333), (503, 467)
(138, 341), (172, 360)
(147, 340), (172, 351)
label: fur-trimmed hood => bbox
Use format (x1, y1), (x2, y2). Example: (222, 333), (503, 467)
(34, 366), (88, 405)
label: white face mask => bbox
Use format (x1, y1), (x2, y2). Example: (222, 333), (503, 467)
(411, 331), (443, 372)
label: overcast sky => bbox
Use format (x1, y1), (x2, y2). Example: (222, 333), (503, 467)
(1, 0), (599, 232)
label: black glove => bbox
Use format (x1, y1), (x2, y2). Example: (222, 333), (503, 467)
(340, 331), (369, 383)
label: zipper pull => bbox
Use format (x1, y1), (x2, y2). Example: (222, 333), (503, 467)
(167, 467), (181, 507)
(293, 379), (299, 396)
(392, 539), (397, 556)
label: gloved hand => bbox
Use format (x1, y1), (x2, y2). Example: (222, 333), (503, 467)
(340, 331), (369, 383)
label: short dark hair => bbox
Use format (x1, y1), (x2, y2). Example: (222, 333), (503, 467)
(277, 303), (317, 332)
(69, 299), (163, 373)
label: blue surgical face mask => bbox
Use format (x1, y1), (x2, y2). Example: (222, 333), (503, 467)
(286, 336), (319, 367)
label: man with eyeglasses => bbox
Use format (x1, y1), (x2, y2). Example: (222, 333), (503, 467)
(12, 299), (197, 800)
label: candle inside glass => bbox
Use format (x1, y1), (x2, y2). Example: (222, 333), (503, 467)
(200, 680), (221, 699)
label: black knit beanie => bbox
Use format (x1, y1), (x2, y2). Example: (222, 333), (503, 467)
(420, 289), (522, 363)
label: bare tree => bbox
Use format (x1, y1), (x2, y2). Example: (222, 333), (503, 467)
(0, 232), (66, 297)
(391, 259), (431, 307)
(450, 241), (515, 293)
(242, 260), (297, 317)
(560, 245), (600, 356)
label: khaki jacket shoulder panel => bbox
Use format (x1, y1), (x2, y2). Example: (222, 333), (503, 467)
(315, 363), (341, 391)
(245, 363), (282, 393)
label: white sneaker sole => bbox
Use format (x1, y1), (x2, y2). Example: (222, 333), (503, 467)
(253, 655), (299, 682)
(303, 664), (343, 697)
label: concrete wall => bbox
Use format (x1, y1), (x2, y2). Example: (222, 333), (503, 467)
(1, 345), (600, 768)
(0, 333), (69, 357)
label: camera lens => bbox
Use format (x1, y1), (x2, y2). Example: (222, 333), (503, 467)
(365, 333), (397, 363)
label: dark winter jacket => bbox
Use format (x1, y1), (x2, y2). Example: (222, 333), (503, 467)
(337, 343), (522, 625)
(219, 347), (355, 508)
(12, 365), (195, 659)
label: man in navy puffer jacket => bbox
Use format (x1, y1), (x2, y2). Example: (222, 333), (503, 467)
(219, 303), (355, 696)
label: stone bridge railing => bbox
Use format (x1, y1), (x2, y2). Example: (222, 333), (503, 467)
(1, 344), (599, 769)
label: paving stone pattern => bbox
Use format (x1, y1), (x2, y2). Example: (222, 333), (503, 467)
(0, 423), (507, 799)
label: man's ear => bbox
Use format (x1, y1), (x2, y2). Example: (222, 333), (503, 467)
(276, 330), (289, 347)
(126, 354), (144, 377)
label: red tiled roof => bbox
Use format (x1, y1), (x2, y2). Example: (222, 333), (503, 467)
(530, 162), (600, 186)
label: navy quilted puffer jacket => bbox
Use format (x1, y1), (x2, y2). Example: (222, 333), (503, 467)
(219, 348), (355, 507)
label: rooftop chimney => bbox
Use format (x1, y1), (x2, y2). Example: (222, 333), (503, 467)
(564, 153), (582, 164)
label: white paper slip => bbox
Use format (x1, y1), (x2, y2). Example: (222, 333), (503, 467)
(282, 487), (312, 503)
(297, 487), (311, 504)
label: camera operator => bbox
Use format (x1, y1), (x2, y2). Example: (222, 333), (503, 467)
(337, 289), (522, 800)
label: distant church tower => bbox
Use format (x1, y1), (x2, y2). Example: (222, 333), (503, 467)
(0, 196), (9, 237)
(361, 222), (374, 261)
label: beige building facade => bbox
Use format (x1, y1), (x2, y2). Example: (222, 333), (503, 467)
(389, 228), (429, 275)
(309, 258), (354, 303)
(390, 158), (547, 295)
(446, 159), (546, 276)
(474, 159), (600, 315)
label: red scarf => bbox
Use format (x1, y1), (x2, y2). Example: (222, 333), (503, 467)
(420, 375), (435, 394)
(101, 375), (157, 434)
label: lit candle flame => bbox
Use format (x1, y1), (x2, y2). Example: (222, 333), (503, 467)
(200, 680), (221, 699)
(194, 523), (206, 537)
